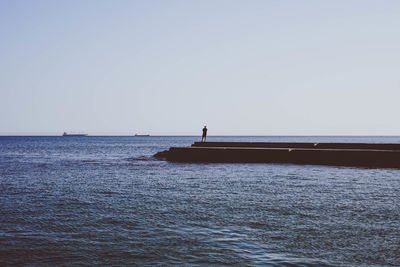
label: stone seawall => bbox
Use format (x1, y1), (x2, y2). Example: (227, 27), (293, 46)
(154, 142), (400, 169)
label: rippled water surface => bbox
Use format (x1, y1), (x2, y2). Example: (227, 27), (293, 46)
(1, 136), (400, 266)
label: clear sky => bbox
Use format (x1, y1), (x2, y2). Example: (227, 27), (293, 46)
(1, 0), (400, 135)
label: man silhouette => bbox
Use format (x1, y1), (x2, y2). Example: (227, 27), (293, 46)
(202, 126), (207, 142)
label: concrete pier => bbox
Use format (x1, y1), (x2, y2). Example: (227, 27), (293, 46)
(154, 142), (400, 169)
(192, 141), (400, 150)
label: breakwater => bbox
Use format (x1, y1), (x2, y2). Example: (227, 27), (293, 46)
(154, 142), (400, 168)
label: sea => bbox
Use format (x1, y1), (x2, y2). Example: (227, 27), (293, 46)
(1, 136), (399, 266)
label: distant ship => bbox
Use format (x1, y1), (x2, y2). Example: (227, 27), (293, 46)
(62, 132), (88, 136)
(135, 134), (150, 136)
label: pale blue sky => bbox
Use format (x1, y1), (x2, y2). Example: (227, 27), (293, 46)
(1, 0), (400, 135)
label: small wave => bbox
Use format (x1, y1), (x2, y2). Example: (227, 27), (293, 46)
(178, 226), (332, 266)
(126, 156), (155, 162)
(97, 191), (118, 195)
(81, 159), (99, 163)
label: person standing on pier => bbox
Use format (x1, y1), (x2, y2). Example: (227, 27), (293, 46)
(202, 126), (207, 142)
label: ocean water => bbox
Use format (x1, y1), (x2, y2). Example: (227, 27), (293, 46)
(1, 136), (399, 266)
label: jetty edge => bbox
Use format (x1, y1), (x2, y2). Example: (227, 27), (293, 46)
(154, 142), (400, 169)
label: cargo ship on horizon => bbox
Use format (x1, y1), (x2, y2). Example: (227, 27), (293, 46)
(62, 132), (88, 136)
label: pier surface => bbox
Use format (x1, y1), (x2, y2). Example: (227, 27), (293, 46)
(154, 142), (400, 169)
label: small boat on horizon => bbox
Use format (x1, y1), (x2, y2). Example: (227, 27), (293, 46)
(62, 132), (88, 136)
(135, 134), (150, 137)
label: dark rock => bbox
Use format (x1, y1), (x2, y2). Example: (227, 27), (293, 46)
(154, 150), (169, 158)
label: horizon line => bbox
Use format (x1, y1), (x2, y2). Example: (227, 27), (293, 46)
(1, 134), (400, 137)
